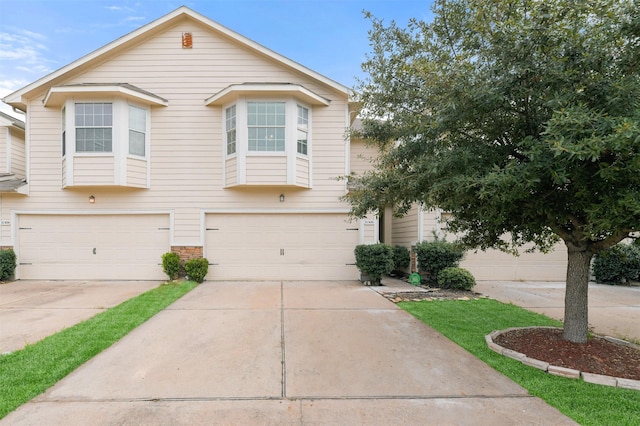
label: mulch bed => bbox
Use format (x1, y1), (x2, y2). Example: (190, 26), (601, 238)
(493, 327), (640, 381)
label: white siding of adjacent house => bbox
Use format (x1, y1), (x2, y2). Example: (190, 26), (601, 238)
(349, 138), (376, 177)
(11, 128), (26, 179)
(6, 18), (350, 279)
(1, 126), (26, 178)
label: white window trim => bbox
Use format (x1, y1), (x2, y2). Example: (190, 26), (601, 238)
(62, 98), (151, 187)
(222, 96), (312, 187)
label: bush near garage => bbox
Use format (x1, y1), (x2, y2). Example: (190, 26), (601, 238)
(161, 252), (181, 281)
(592, 243), (640, 285)
(0, 249), (16, 281)
(185, 257), (209, 283)
(437, 266), (476, 291)
(354, 243), (394, 285)
(414, 240), (465, 285)
(392, 245), (411, 274)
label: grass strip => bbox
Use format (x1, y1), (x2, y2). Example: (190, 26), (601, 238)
(400, 298), (640, 426)
(0, 280), (198, 419)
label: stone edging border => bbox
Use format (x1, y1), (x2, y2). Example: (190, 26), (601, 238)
(486, 326), (640, 391)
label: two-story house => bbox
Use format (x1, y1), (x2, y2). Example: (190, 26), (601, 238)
(1, 6), (379, 281)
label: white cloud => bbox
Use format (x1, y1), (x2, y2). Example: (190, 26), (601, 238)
(0, 30), (54, 76)
(124, 16), (146, 22)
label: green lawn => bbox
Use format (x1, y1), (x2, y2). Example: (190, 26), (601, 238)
(0, 280), (198, 419)
(400, 298), (640, 426)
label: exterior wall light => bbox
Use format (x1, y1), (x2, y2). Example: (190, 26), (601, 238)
(279, 194), (285, 202)
(89, 195), (95, 204)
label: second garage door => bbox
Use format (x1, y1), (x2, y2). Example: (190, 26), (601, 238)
(205, 213), (359, 280)
(17, 214), (170, 280)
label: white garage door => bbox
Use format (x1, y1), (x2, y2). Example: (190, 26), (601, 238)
(17, 214), (170, 280)
(461, 244), (568, 281)
(205, 213), (359, 280)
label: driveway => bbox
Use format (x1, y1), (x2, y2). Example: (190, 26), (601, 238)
(1, 280), (575, 425)
(474, 281), (640, 342)
(0, 281), (161, 354)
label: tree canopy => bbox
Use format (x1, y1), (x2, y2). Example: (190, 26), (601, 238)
(347, 0), (640, 342)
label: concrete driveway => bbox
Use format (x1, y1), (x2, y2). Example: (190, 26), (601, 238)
(1, 280), (575, 425)
(474, 281), (640, 342)
(0, 281), (161, 354)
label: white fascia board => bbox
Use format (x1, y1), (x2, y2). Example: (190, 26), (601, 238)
(205, 84), (331, 107)
(44, 86), (168, 107)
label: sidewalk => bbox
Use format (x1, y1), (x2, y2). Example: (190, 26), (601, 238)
(1, 280), (576, 425)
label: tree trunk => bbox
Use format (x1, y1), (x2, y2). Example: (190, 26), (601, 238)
(563, 246), (593, 343)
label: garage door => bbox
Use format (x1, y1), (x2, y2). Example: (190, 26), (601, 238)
(17, 214), (170, 280)
(205, 213), (359, 280)
(461, 244), (568, 281)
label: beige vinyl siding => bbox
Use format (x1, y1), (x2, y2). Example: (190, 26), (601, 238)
(392, 205), (420, 248)
(295, 156), (309, 187)
(245, 155), (287, 185)
(10, 19), (349, 252)
(61, 158), (67, 187)
(1, 127), (26, 177)
(73, 156), (115, 186)
(225, 157), (237, 187)
(349, 138), (376, 177)
(10, 128), (26, 178)
(126, 157), (148, 187)
(0, 128), (6, 173)
(362, 218), (377, 244)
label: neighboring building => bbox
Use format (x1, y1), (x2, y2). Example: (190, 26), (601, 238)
(0, 7), (378, 281)
(349, 126), (568, 281)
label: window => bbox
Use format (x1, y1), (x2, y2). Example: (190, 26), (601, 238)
(247, 102), (285, 152)
(297, 105), (308, 155)
(61, 106), (66, 157)
(129, 105), (146, 156)
(75, 103), (112, 152)
(225, 105), (236, 155)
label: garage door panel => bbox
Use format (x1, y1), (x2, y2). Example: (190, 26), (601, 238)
(18, 215), (169, 280)
(206, 214), (358, 280)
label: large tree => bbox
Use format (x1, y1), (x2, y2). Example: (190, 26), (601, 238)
(347, 0), (640, 343)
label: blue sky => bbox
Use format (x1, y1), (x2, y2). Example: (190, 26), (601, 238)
(0, 0), (434, 118)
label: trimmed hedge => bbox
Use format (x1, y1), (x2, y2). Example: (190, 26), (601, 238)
(414, 240), (464, 285)
(392, 245), (411, 273)
(592, 243), (640, 285)
(161, 252), (181, 281)
(185, 258), (209, 283)
(0, 249), (16, 281)
(354, 243), (394, 285)
(437, 267), (476, 290)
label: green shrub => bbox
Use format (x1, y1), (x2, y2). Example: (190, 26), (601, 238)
(414, 240), (464, 285)
(392, 245), (411, 273)
(592, 243), (640, 285)
(185, 257), (209, 283)
(354, 243), (394, 285)
(0, 249), (16, 281)
(161, 252), (181, 281)
(437, 267), (476, 290)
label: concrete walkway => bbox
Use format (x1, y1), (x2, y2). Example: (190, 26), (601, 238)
(474, 281), (640, 342)
(1, 280), (575, 425)
(0, 281), (161, 354)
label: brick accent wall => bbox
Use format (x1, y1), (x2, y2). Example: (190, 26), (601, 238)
(171, 246), (203, 261)
(410, 245), (417, 273)
(0, 246), (13, 251)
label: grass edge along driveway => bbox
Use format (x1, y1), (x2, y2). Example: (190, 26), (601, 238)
(400, 298), (640, 426)
(0, 280), (198, 419)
